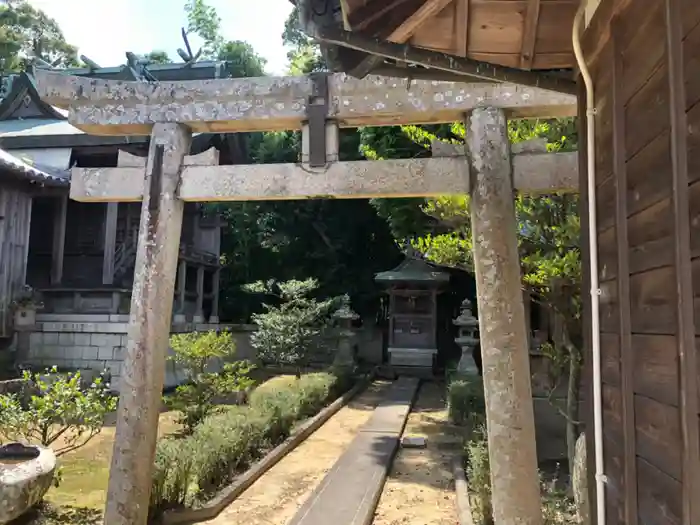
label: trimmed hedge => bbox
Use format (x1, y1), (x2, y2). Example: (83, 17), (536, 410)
(150, 371), (344, 513)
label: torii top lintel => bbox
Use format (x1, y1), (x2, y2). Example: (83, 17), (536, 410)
(33, 69), (576, 137)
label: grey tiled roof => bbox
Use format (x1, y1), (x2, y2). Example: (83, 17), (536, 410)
(0, 118), (81, 138)
(0, 147), (69, 186)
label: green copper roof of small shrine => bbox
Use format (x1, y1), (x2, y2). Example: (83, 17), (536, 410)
(374, 257), (449, 284)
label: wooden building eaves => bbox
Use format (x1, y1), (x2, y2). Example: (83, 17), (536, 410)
(297, 0), (579, 92)
(317, 27), (577, 95)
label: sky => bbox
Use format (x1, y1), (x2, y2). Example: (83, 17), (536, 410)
(27, 0), (295, 75)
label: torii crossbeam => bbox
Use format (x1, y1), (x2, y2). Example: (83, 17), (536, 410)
(34, 68), (576, 134)
(33, 68), (576, 525)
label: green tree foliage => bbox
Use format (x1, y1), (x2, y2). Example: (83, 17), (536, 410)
(0, 0), (79, 73)
(0, 367), (116, 456)
(184, 0), (224, 59)
(166, 330), (255, 434)
(384, 118), (584, 465)
(282, 5), (312, 50)
(287, 44), (325, 75)
(364, 118), (580, 329)
(360, 124), (459, 242)
(183, 0), (267, 74)
(218, 40), (266, 76)
(245, 279), (340, 373)
(176, 5), (402, 323)
(144, 50), (171, 64)
(283, 6), (324, 75)
(413, 119), (581, 328)
(219, 193), (400, 322)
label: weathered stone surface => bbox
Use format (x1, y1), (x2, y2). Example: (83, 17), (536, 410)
(512, 152), (578, 193)
(0, 444), (56, 524)
(572, 432), (590, 525)
(433, 137), (548, 157)
(69, 152), (577, 203)
(467, 107), (542, 525)
(511, 137), (548, 154)
(401, 435), (427, 448)
(0, 379), (26, 397)
(32, 69), (576, 136)
(104, 123), (191, 525)
(361, 376), (419, 434)
(332, 302), (358, 371)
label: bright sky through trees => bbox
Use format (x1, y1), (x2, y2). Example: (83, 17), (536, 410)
(27, 0), (294, 73)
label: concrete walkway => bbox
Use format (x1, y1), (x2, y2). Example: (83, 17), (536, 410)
(202, 381), (391, 525)
(288, 377), (420, 525)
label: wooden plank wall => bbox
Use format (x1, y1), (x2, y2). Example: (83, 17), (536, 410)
(0, 183), (33, 338)
(586, 0), (700, 523)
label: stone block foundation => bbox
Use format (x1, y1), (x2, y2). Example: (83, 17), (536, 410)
(15, 314), (257, 392)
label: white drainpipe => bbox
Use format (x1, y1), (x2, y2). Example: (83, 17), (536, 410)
(572, 4), (607, 525)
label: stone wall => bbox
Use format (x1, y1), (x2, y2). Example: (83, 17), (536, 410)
(15, 314), (257, 392)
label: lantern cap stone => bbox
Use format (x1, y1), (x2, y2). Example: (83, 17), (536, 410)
(333, 296), (359, 320)
(454, 298), (478, 327)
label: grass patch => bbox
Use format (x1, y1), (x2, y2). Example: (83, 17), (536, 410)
(29, 377), (282, 515)
(9, 371), (353, 522)
(41, 410), (182, 511)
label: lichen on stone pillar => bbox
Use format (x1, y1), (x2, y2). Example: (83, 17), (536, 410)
(103, 122), (192, 525)
(466, 106), (543, 525)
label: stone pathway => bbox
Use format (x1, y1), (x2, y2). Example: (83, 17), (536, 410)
(202, 381), (391, 525)
(372, 381), (462, 525)
(289, 377), (420, 525)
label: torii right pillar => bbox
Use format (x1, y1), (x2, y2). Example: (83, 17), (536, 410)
(466, 106), (542, 525)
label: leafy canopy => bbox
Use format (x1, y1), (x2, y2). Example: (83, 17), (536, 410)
(245, 279), (341, 371)
(0, 0), (79, 73)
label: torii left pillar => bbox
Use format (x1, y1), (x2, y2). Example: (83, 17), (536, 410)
(104, 123), (191, 525)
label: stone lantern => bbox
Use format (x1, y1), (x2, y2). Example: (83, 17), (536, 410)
(454, 298), (480, 376)
(332, 296), (359, 370)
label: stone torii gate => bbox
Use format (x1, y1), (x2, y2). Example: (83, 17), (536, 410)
(34, 69), (577, 525)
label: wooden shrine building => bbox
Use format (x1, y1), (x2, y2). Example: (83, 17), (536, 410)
(375, 252), (449, 369)
(0, 63), (231, 324)
(0, 60), (244, 389)
(0, 146), (68, 340)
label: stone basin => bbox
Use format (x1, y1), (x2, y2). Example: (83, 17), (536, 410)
(0, 443), (56, 524)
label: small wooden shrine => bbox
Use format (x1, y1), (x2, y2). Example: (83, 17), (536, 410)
(374, 251), (449, 369)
